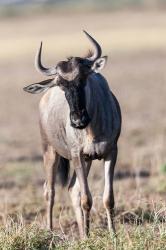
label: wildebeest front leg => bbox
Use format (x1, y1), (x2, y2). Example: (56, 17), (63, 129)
(71, 156), (92, 237)
(103, 146), (118, 235)
(43, 145), (59, 230)
(68, 161), (92, 238)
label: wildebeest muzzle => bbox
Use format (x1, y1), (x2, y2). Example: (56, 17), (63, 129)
(70, 109), (90, 129)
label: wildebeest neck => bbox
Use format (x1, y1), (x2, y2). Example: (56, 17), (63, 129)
(84, 73), (114, 139)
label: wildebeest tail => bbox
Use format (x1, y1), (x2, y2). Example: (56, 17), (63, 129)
(56, 156), (70, 187)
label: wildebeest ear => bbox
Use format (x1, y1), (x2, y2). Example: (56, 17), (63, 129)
(23, 78), (55, 94)
(92, 56), (108, 73)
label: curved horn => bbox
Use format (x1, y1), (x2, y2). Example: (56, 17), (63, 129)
(35, 42), (57, 76)
(83, 30), (102, 61)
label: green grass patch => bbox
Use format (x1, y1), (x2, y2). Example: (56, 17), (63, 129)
(0, 217), (165, 250)
(0, 218), (61, 250)
(160, 164), (166, 174)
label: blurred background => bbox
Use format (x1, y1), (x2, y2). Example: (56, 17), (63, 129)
(0, 0), (166, 234)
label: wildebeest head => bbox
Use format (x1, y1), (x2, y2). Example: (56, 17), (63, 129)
(24, 31), (107, 129)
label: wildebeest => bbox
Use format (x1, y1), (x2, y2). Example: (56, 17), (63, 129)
(23, 31), (121, 238)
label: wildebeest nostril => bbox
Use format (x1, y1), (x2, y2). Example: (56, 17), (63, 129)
(73, 118), (81, 126)
(70, 114), (90, 129)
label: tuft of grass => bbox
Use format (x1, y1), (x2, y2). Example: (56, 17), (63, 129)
(0, 217), (62, 250)
(0, 216), (165, 250)
(61, 224), (166, 250)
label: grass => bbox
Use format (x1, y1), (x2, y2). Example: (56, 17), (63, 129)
(0, 217), (165, 250)
(0, 218), (61, 250)
(70, 224), (166, 250)
(0, 161), (165, 249)
(160, 164), (166, 174)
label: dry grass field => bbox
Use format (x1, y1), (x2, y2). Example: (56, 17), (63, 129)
(0, 10), (166, 249)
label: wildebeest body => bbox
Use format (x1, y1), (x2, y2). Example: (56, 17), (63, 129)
(24, 31), (122, 238)
(39, 73), (121, 161)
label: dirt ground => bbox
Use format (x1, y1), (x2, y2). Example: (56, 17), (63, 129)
(0, 10), (165, 241)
